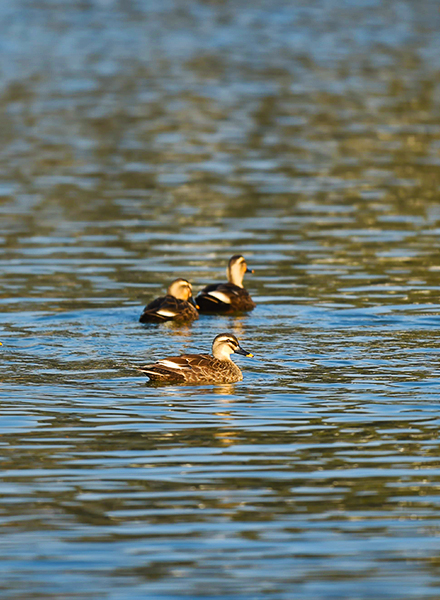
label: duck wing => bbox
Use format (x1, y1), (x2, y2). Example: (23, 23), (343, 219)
(137, 353), (212, 382)
(197, 283), (254, 313)
(140, 295), (195, 323)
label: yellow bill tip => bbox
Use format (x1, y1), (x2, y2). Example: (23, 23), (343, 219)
(246, 352), (253, 358)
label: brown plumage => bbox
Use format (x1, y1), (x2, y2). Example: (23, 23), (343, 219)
(136, 333), (253, 384)
(196, 255), (256, 314)
(139, 279), (199, 324)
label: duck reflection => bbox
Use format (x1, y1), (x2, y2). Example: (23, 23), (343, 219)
(214, 405), (239, 446)
(161, 321), (194, 340)
(212, 383), (236, 397)
(227, 315), (247, 338)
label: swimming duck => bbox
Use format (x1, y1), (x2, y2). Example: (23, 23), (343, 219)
(196, 255), (256, 313)
(139, 279), (199, 324)
(136, 333), (253, 384)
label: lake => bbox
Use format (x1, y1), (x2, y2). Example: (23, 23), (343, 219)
(2, 1), (440, 598)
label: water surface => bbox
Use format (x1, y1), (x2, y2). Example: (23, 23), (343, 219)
(2, 1), (440, 598)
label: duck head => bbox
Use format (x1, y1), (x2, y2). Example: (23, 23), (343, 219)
(227, 255), (253, 288)
(167, 279), (194, 302)
(212, 333), (253, 361)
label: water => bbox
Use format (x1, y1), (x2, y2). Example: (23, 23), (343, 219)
(2, 0), (440, 598)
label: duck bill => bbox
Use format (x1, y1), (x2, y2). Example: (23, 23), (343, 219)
(234, 345), (253, 358)
(246, 267), (254, 274)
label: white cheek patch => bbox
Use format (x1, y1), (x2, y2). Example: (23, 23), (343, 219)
(156, 309), (177, 317)
(207, 291), (232, 304)
(158, 359), (186, 369)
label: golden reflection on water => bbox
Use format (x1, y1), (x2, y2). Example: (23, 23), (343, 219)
(228, 316), (247, 339)
(215, 429), (239, 447)
(212, 385), (236, 398)
(160, 321), (195, 340)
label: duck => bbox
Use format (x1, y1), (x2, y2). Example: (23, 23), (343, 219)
(139, 279), (199, 324)
(196, 255), (256, 313)
(136, 333), (253, 384)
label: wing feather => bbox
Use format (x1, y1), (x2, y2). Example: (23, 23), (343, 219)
(140, 295), (198, 323)
(197, 282), (254, 313)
